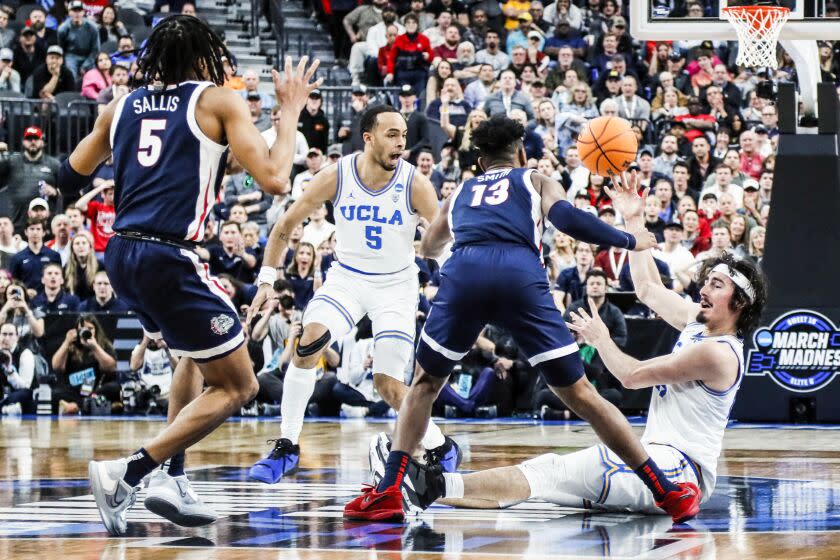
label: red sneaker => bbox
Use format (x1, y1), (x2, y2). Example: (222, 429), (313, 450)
(656, 482), (701, 523)
(344, 484), (405, 522)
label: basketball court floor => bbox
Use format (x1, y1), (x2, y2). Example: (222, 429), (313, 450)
(1, 416), (838, 559)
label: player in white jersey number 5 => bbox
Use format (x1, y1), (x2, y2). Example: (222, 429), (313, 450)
(403, 171), (768, 520)
(246, 106), (460, 483)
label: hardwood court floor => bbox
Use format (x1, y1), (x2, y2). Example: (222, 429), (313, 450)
(1, 416), (839, 560)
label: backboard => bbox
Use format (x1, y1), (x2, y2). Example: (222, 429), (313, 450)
(636, 0), (839, 40)
(632, 0), (839, 118)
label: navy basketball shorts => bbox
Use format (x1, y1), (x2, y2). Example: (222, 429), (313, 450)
(105, 235), (245, 362)
(416, 245), (584, 387)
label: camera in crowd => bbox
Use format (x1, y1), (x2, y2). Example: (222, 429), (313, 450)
(0, 349), (12, 371)
(9, 287), (23, 301)
(147, 339), (160, 351)
(119, 371), (166, 415)
(78, 327), (93, 342)
(82, 393), (112, 415)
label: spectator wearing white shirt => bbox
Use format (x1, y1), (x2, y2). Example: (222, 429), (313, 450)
(302, 203), (336, 249)
(656, 221), (695, 292)
(700, 165), (744, 207)
(262, 105), (309, 167)
(291, 147), (325, 200)
(562, 145), (590, 200)
(348, 3), (404, 84)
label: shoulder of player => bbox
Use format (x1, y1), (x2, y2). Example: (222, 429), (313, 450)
(679, 337), (740, 376)
(198, 85), (247, 115)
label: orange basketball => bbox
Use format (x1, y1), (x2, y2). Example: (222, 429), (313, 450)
(576, 116), (638, 177)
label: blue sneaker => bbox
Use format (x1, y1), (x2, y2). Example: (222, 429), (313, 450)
(423, 436), (462, 473)
(248, 438), (300, 483)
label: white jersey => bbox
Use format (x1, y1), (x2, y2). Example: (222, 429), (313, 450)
(640, 321), (744, 497)
(333, 154), (419, 274)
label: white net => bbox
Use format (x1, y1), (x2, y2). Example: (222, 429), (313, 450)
(722, 6), (790, 69)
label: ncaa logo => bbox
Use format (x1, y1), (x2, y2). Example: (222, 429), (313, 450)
(210, 314), (235, 336)
(392, 183), (403, 203)
(747, 309), (840, 392)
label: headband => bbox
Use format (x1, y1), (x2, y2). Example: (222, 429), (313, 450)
(711, 263), (755, 303)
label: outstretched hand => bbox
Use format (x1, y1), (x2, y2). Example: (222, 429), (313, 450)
(567, 298), (610, 347)
(273, 56), (323, 114)
(604, 170), (648, 222)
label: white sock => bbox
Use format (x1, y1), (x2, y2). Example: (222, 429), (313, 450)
(280, 364), (317, 445)
(443, 473), (464, 498)
(420, 419), (446, 450)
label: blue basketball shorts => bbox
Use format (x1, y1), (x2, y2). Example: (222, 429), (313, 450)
(105, 235), (244, 362)
(416, 245), (583, 387)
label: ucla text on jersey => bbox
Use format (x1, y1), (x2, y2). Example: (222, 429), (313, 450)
(333, 154), (418, 274)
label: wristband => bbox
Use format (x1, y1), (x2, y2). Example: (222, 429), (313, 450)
(257, 266), (277, 286)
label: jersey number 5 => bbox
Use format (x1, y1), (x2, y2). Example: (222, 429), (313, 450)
(365, 225), (382, 250)
(470, 178), (510, 207)
(137, 119), (167, 167)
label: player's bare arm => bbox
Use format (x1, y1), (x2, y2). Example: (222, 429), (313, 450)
(411, 172), (449, 258)
(606, 171), (699, 330)
(201, 56), (322, 195)
(530, 172), (658, 251)
(246, 164), (338, 322)
(568, 298), (738, 391)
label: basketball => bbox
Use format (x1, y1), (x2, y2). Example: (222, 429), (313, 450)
(576, 116), (638, 177)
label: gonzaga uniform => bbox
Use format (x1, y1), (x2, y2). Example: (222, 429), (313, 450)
(104, 81), (242, 361)
(303, 153), (419, 378)
(416, 167), (580, 383)
(517, 321), (743, 513)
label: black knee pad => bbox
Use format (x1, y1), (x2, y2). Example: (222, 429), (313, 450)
(296, 330), (331, 358)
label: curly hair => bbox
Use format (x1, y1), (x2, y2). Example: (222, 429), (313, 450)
(696, 252), (768, 337)
(470, 114), (524, 165)
(136, 15), (232, 87)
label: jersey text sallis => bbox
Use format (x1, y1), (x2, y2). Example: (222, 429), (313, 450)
(133, 95), (180, 114)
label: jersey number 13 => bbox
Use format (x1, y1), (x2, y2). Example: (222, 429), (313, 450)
(470, 178), (510, 207)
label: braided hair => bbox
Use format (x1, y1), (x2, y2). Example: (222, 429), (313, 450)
(136, 15), (232, 87)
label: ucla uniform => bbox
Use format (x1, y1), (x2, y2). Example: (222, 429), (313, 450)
(104, 81), (243, 361)
(416, 167), (580, 384)
(303, 153), (419, 379)
(516, 322), (743, 513)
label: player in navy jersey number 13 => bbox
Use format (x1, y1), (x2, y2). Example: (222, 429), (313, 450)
(56, 15), (323, 536)
(346, 115), (701, 523)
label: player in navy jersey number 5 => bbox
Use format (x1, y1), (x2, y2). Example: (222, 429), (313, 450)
(57, 15), (322, 536)
(346, 115), (702, 523)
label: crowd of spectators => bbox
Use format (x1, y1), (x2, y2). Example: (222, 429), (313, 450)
(300, 0), (782, 418)
(0, 0), (789, 420)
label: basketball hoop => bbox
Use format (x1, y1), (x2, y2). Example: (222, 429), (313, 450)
(721, 5), (790, 69)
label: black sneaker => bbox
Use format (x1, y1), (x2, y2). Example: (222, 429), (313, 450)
(423, 435), (462, 473)
(401, 457), (445, 512)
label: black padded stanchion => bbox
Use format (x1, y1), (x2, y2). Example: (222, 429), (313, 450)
(733, 82), (840, 422)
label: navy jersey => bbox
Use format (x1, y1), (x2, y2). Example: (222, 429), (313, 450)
(110, 81), (228, 242)
(450, 167), (543, 256)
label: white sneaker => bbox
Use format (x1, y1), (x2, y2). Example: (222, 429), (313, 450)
(1, 403), (22, 415)
(88, 459), (138, 536)
(144, 469), (217, 527)
(368, 432), (391, 485)
(341, 404), (369, 418)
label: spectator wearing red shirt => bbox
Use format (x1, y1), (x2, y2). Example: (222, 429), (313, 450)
(377, 23), (400, 80)
(680, 209), (710, 256)
(594, 246), (628, 287)
(673, 96), (716, 144)
(74, 183), (115, 255)
(387, 14), (434, 96)
(738, 129), (764, 180)
(432, 25), (460, 64)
